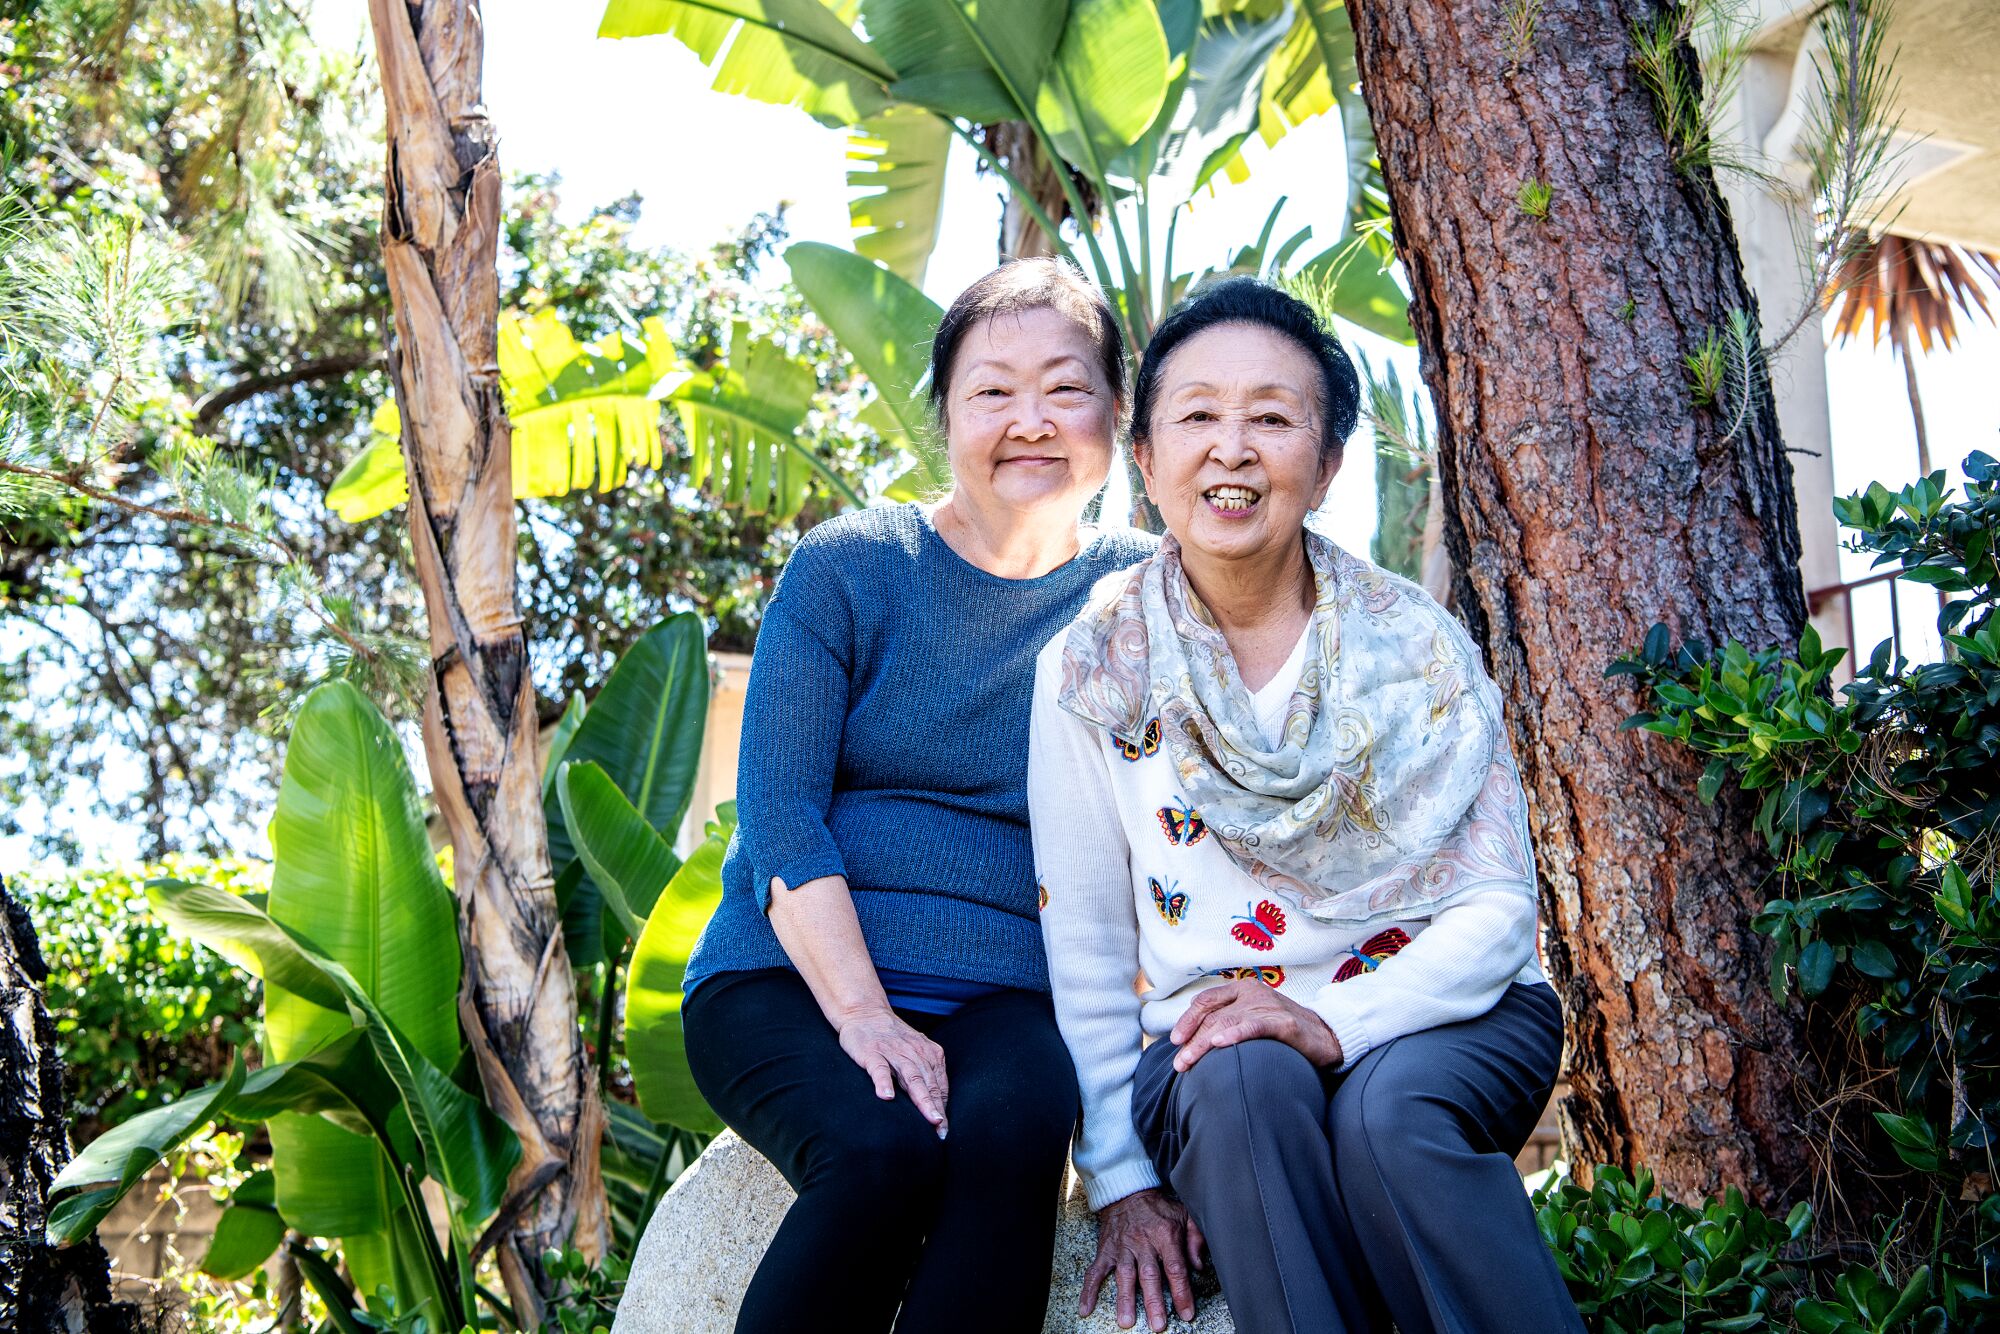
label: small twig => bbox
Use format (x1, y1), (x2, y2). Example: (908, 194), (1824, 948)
(0, 456), (378, 662)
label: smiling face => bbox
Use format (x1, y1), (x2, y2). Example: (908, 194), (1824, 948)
(942, 305), (1119, 519)
(1136, 321), (1338, 564)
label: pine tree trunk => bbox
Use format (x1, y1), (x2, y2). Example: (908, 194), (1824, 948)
(1346, 0), (1835, 1212)
(1, 883), (140, 1333)
(365, 1), (605, 1319)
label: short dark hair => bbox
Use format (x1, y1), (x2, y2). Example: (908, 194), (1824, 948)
(926, 258), (1128, 422)
(1131, 276), (1361, 463)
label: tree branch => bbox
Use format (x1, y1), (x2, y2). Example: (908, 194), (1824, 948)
(0, 457), (377, 663)
(192, 350), (386, 429)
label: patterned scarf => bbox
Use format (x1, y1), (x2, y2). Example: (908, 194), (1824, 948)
(1057, 530), (1538, 927)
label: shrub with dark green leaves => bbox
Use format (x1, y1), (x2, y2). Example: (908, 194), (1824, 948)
(1612, 451), (2000, 1331)
(18, 856), (264, 1134)
(1534, 1164), (1811, 1332)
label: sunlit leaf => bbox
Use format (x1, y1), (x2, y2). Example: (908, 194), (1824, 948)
(846, 106), (951, 287)
(598, 0), (894, 125)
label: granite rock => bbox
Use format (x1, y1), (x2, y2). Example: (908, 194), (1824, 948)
(612, 1130), (1234, 1333)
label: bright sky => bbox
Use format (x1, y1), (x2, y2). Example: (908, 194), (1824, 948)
(7, 2), (1992, 870)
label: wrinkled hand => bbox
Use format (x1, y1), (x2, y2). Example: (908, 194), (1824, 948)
(833, 1006), (949, 1136)
(1085, 1188), (1207, 1331)
(1169, 979), (1343, 1073)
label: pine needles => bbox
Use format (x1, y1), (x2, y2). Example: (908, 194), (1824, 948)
(1684, 307), (1761, 441)
(1630, 0), (1760, 180)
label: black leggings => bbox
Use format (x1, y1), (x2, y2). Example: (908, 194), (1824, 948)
(681, 967), (1081, 1334)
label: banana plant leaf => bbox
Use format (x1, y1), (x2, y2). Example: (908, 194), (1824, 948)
(860, 0), (1067, 124)
(1183, 7), (1294, 193)
(624, 803), (737, 1133)
(783, 242), (944, 483)
(1296, 231), (1414, 345)
(541, 690), (587, 806)
(1035, 0), (1170, 181)
(302, 948), (521, 1231)
(46, 1057), (246, 1245)
(669, 321), (853, 519)
(558, 760), (684, 937)
(146, 876), (346, 1015)
(147, 871), (520, 1238)
(499, 310), (686, 499)
(263, 680), (461, 1237)
(201, 1169), (286, 1282)
(598, 0), (894, 127)
(1109, 0), (1199, 184)
(264, 681), (460, 1071)
(845, 106), (951, 287)
(327, 313), (684, 522)
(544, 614), (710, 959)
(325, 401), (407, 522)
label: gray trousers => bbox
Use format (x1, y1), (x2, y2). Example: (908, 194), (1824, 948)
(1131, 982), (1584, 1334)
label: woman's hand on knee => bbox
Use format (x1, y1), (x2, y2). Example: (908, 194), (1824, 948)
(1170, 980), (1343, 1072)
(1085, 1188), (1205, 1331)
(832, 1005), (951, 1137)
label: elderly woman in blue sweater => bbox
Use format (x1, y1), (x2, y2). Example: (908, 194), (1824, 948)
(1030, 279), (1584, 1334)
(677, 258), (1153, 1334)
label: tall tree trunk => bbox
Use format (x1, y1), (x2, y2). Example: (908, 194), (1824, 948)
(1, 883), (140, 1333)
(985, 121), (1068, 261)
(1900, 344), (1931, 478)
(365, 1), (605, 1319)
(1347, 0), (1840, 1214)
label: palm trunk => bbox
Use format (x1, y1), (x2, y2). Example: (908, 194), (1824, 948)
(1347, 0), (1848, 1216)
(364, 1), (605, 1319)
(1901, 344), (1931, 478)
(986, 121), (1067, 261)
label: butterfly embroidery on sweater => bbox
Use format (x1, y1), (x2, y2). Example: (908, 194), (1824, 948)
(1210, 964), (1286, 987)
(1229, 899), (1288, 951)
(1151, 876), (1189, 925)
(1333, 927), (1412, 982)
(1156, 797), (1207, 846)
(1115, 717), (1163, 762)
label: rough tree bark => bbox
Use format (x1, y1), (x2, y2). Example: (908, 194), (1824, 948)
(1346, 0), (1835, 1212)
(1, 884), (140, 1333)
(364, 0), (605, 1318)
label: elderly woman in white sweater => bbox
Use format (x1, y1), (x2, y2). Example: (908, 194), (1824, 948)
(1028, 279), (1584, 1334)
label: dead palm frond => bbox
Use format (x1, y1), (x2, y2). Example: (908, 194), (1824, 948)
(1826, 233), (2000, 358)
(1825, 234), (2000, 476)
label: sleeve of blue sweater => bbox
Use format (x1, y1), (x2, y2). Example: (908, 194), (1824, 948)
(734, 541), (854, 913)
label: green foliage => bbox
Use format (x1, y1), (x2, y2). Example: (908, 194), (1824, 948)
(1611, 452), (2000, 1328)
(623, 803), (737, 1134)
(1534, 1163), (1812, 1331)
(1516, 177), (1553, 221)
(603, 0), (1416, 360)
(1629, 0), (1758, 180)
(1681, 308), (1760, 440)
(1353, 352), (1432, 582)
(45, 683), (522, 1329)
(1503, 0), (1545, 73)
(17, 857), (263, 1131)
(543, 613), (710, 971)
(538, 1245), (624, 1334)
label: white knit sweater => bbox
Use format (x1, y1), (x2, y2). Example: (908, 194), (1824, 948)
(1028, 626), (1547, 1209)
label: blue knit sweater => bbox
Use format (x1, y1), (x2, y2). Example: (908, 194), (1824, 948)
(682, 503), (1155, 995)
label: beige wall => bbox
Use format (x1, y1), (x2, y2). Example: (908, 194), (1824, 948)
(1714, 7), (1853, 671)
(679, 651), (752, 855)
